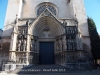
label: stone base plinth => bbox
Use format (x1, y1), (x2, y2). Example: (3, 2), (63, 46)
(2, 64), (33, 72)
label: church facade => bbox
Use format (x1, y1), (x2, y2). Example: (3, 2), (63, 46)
(2, 0), (93, 69)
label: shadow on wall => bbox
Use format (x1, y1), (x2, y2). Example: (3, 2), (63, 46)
(83, 43), (93, 59)
(0, 42), (10, 71)
(1, 28), (12, 53)
(83, 43), (90, 53)
(2, 27), (13, 37)
(0, 42), (10, 53)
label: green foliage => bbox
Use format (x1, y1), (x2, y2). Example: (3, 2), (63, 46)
(88, 17), (96, 30)
(87, 17), (100, 59)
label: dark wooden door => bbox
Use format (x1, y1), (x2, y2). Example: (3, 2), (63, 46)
(39, 42), (54, 65)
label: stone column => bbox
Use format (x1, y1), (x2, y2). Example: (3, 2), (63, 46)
(9, 31), (18, 62)
(26, 34), (31, 65)
(12, 32), (18, 51)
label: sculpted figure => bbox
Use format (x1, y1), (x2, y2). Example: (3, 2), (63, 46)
(56, 42), (59, 50)
(22, 29), (25, 35)
(30, 41), (33, 51)
(18, 40), (21, 51)
(23, 40), (26, 51)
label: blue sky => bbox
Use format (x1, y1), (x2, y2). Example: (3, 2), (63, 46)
(0, 0), (100, 34)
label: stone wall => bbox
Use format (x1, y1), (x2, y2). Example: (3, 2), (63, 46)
(3, 0), (74, 36)
(71, 0), (91, 54)
(3, 0), (90, 38)
(3, 0), (92, 58)
(3, 0), (20, 37)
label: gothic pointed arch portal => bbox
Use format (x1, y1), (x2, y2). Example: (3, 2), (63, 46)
(29, 9), (66, 64)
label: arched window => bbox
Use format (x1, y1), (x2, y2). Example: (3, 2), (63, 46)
(37, 3), (57, 16)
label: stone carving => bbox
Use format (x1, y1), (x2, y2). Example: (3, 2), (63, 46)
(17, 27), (28, 51)
(56, 41), (59, 51)
(42, 31), (52, 38)
(65, 26), (78, 51)
(44, 31), (48, 37)
(67, 40), (76, 51)
(22, 29), (25, 35)
(66, 26), (77, 34)
(18, 27), (27, 37)
(62, 20), (67, 25)
(14, 15), (18, 24)
(16, 54), (28, 64)
(30, 40), (33, 51)
(18, 40), (21, 51)
(44, 10), (51, 16)
(23, 40), (26, 51)
(20, 40), (23, 51)
(26, 20), (29, 25)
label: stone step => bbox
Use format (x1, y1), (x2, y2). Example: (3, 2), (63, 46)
(9, 64), (71, 74)
(9, 64), (89, 74)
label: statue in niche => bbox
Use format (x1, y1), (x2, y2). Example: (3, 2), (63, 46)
(20, 40), (23, 51)
(18, 29), (22, 39)
(25, 28), (27, 34)
(18, 34), (21, 39)
(56, 41), (59, 51)
(26, 20), (29, 25)
(22, 29), (25, 35)
(22, 28), (27, 39)
(23, 40), (26, 51)
(30, 41), (33, 51)
(20, 34), (24, 41)
(18, 40), (21, 51)
(63, 20), (67, 25)
(58, 41), (60, 51)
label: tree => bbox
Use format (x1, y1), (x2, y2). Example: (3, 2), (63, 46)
(87, 17), (100, 68)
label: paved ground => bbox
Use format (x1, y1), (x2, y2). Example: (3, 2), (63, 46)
(0, 70), (100, 75)
(0, 65), (100, 75)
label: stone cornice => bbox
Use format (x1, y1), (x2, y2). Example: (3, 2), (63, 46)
(18, 18), (36, 21)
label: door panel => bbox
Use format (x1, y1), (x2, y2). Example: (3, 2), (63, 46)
(39, 42), (54, 64)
